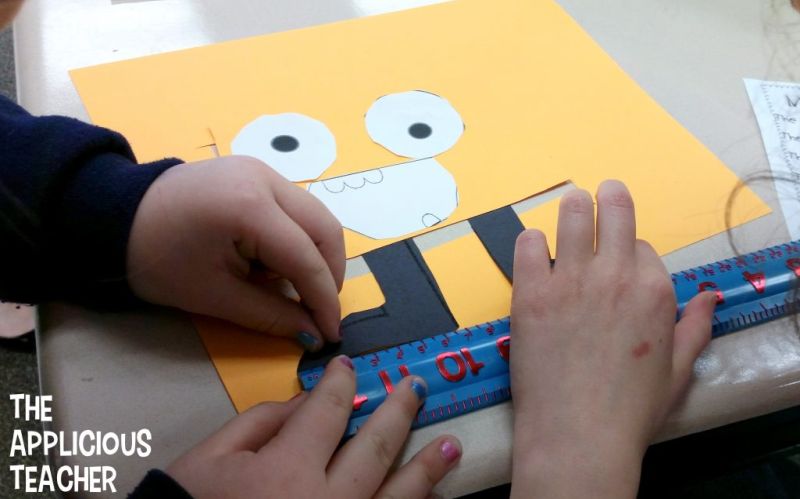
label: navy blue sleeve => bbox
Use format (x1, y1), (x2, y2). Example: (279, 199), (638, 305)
(128, 469), (194, 499)
(0, 95), (182, 307)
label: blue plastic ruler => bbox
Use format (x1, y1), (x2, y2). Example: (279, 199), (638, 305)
(299, 240), (800, 438)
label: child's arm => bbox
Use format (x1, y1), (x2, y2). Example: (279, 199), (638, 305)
(0, 95), (344, 346)
(0, 95), (179, 306)
(509, 180), (716, 498)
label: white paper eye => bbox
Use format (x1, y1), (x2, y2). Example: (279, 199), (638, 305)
(231, 113), (337, 182)
(365, 91), (465, 159)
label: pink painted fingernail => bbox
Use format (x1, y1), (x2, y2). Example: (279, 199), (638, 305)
(338, 355), (354, 370)
(440, 440), (461, 464)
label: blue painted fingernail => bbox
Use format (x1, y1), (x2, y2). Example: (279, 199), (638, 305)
(410, 378), (427, 401)
(296, 331), (320, 351)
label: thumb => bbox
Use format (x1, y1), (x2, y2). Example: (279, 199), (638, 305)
(669, 291), (716, 404)
(206, 276), (326, 352)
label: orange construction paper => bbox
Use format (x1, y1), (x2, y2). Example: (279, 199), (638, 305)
(338, 271), (385, 322)
(70, 0), (770, 259)
(195, 316), (304, 409)
(196, 270), (384, 409)
(69, 0), (771, 411)
(424, 233), (513, 328)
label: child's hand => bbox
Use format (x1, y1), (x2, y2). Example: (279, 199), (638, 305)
(128, 156), (345, 349)
(509, 180), (716, 498)
(167, 356), (462, 498)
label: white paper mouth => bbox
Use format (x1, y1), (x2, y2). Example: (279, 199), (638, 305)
(319, 169), (385, 194)
(308, 158), (458, 239)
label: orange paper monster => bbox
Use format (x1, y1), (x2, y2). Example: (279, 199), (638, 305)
(70, 0), (770, 406)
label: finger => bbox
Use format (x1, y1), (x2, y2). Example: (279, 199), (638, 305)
(512, 229), (551, 304)
(268, 355), (356, 467)
(374, 436), (462, 499)
(191, 393), (308, 456)
(207, 276), (325, 351)
(328, 376), (428, 495)
(554, 189), (595, 269)
(272, 179), (347, 292)
(669, 291), (716, 404)
(595, 180), (636, 260)
(251, 208), (341, 343)
(513, 229), (551, 283)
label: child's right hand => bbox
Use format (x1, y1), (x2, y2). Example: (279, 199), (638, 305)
(508, 180), (717, 498)
(166, 356), (462, 498)
(127, 156), (345, 350)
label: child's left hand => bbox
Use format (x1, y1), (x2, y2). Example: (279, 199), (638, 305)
(166, 355), (462, 498)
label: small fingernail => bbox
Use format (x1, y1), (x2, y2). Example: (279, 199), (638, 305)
(296, 331), (320, 351)
(440, 439), (461, 464)
(410, 377), (427, 401)
(338, 355), (354, 370)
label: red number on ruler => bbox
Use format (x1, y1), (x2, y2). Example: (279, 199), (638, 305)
(353, 394), (368, 411)
(378, 365), (411, 394)
(743, 271), (766, 294)
(436, 352), (467, 382)
(698, 281), (724, 304)
(787, 258), (800, 277)
(436, 348), (484, 382)
(460, 348), (485, 375)
(496, 336), (510, 361)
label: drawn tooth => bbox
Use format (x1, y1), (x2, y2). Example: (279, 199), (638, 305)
(343, 173), (367, 190)
(363, 169), (384, 185)
(422, 213), (443, 228)
(322, 178), (346, 194)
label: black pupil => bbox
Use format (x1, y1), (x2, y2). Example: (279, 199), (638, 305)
(272, 135), (300, 152)
(408, 123), (433, 139)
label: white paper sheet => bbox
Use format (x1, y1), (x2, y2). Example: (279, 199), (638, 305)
(745, 79), (800, 239)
